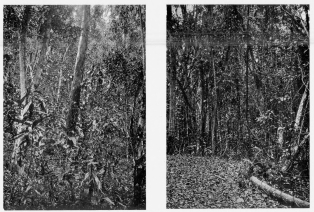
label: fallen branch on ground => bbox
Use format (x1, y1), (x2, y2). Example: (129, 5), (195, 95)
(250, 176), (309, 208)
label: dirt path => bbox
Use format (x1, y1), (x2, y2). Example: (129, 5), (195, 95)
(167, 155), (290, 209)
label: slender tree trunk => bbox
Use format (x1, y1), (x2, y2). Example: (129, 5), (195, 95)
(133, 5), (146, 207)
(245, 6), (251, 156)
(167, 5), (176, 138)
(294, 82), (308, 130)
(19, 6), (31, 107)
(168, 49), (176, 136)
(211, 49), (217, 155)
(245, 6), (249, 124)
(33, 6), (53, 90)
(66, 5), (90, 137)
(12, 5), (32, 166)
(195, 70), (201, 154)
(236, 75), (241, 155)
(199, 67), (206, 155)
(282, 82), (308, 172)
(250, 176), (309, 207)
(57, 44), (70, 102)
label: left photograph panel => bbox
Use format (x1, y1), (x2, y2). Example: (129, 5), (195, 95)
(3, 5), (146, 210)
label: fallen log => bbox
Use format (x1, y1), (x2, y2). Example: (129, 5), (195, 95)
(250, 176), (309, 208)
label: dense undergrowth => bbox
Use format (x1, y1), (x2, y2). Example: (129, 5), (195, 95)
(4, 156), (145, 210)
(167, 155), (309, 209)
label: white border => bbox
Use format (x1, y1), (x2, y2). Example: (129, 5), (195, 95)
(1, 1), (313, 212)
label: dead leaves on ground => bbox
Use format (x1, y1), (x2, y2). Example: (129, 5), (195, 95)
(167, 155), (288, 209)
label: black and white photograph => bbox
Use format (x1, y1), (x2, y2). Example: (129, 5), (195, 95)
(167, 5), (309, 208)
(3, 5), (146, 209)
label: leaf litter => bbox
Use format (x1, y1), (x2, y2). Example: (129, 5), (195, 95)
(167, 155), (290, 209)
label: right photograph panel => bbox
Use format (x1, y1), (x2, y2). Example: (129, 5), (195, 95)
(166, 5), (309, 209)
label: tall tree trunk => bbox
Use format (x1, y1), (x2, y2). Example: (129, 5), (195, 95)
(167, 5), (176, 137)
(199, 67), (206, 154)
(19, 6), (31, 107)
(245, 6), (251, 156)
(133, 5), (146, 207)
(66, 5), (90, 137)
(211, 49), (217, 155)
(294, 82), (308, 131)
(168, 49), (176, 136)
(236, 72), (241, 156)
(57, 44), (70, 102)
(282, 82), (309, 172)
(249, 47), (264, 115)
(4, 56), (17, 136)
(33, 6), (53, 90)
(12, 5), (32, 166)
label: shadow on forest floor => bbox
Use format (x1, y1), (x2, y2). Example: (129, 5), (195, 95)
(167, 155), (309, 209)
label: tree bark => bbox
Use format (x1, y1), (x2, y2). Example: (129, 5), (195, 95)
(168, 50), (176, 136)
(133, 5), (146, 207)
(211, 49), (217, 155)
(250, 176), (309, 208)
(33, 6), (53, 90)
(167, 5), (176, 137)
(249, 47), (265, 115)
(281, 83), (308, 172)
(66, 5), (90, 137)
(12, 5), (32, 166)
(19, 6), (31, 106)
(294, 82), (308, 130)
(198, 67), (206, 154)
(245, 6), (251, 155)
(57, 44), (70, 102)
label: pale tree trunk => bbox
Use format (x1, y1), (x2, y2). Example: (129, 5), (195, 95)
(133, 5), (146, 207)
(12, 6), (32, 166)
(235, 65), (241, 155)
(196, 72), (201, 154)
(204, 6), (214, 151)
(167, 5), (176, 138)
(250, 176), (309, 207)
(66, 5), (90, 137)
(281, 82), (309, 172)
(198, 68), (206, 155)
(57, 44), (70, 102)
(206, 6), (216, 154)
(294, 82), (308, 131)
(245, 6), (250, 155)
(33, 6), (53, 90)
(180, 5), (187, 24)
(211, 49), (217, 155)
(136, 5), (146, 159)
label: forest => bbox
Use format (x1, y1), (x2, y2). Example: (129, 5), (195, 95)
(3, 5), (146, 209)
(166, 5), (309, 208)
